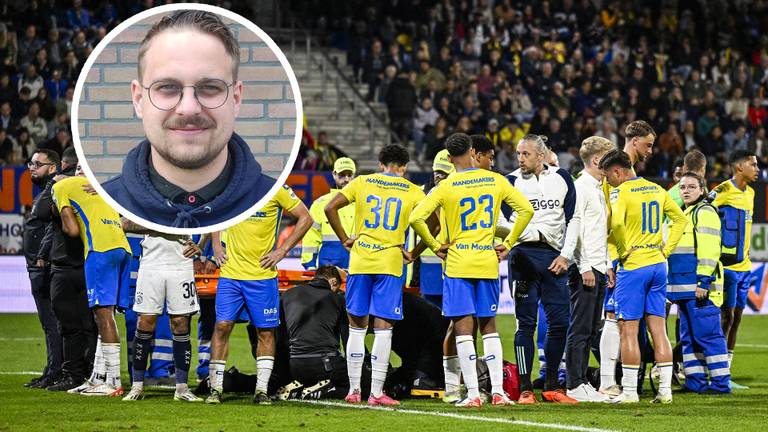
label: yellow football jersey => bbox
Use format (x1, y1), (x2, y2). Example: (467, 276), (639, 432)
(220, 185), (302, 280)
(51, 176), (130, 259)
(711, 179), (755, 272)
(340, 173), (425, 276)
(410, 168), (534, 279)
(609, 177), (687, 270)
(301, 189), (356, 268)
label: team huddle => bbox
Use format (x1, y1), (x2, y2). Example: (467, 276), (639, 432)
(32, 119), (754, 408)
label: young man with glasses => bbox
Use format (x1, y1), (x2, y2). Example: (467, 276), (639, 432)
(103, 10), (276, 228)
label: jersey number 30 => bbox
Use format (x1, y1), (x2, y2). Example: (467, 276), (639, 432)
(365, 195), (402, 231)
(641, 201), (660, 234)
(460, 194), (494, 230)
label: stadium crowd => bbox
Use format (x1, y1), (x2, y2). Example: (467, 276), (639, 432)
(300, 0), (768, 179)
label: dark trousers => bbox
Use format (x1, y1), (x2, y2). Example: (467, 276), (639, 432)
(289, 354), (350, 398)
(28, 266), (62, 377)
(565, 265), (606, 389)
(50, 267), (97, 380)
(510, 244), (570, 391)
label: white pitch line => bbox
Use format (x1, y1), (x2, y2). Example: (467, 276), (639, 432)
(0, 371), (41, 375)
(292, 400), (620, 432)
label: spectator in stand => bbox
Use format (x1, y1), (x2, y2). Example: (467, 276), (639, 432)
(415, 60), (445, 94)
(66, 0), (93, 32)
(13, 127), (35, 163)
(424, 116), (450, 162)
(60, 50), (80, 82)
(18, 64), (44, 98)
(0, 23), (17, 69)
(363, 39), (385, 102)
(725, 88), (749, 124)
(20, 102), (46, 144)
(17, 24), (43, 68)
(385, 70), (417, 142)
(751, 127), (768, 166)
(748, 98), (767, 129)
(724, 124), (750, 153)
(45, 69), (68, 103)
(35, 87), (54, 121)
(45, 29), (67, 67)
(0, 102), (18, 135)
(38, 126), (70, 157)
(659, 123), (684, 159)
(0, 127), (12, 164)
(413, 97), (439, 158)
(312, 131), (348, 172)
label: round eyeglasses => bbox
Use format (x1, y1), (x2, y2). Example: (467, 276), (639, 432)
(142, 78), (234, 111)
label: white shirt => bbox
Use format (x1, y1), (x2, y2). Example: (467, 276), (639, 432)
(140, 234), (193, 270)
(569, 170), (611, 274)
(502, 164), (579, 255)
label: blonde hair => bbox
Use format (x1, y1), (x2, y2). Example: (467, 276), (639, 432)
(579, 136), (617, 166)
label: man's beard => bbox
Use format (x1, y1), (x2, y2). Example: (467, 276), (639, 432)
(31, 172), (51, 186)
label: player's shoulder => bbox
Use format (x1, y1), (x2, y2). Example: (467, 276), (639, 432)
(55, 175), (84, 188)
(708, 180), (731, 200)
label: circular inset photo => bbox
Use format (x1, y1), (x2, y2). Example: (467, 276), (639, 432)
(73, 3), (301, 234)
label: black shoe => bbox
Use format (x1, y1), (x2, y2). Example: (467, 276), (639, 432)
(252, 390), (272, 405)
(46, 375), (81, 392)
(30, 374), (57, 389)
(195, 376), (211, 396)
(24, 375), (45, 388)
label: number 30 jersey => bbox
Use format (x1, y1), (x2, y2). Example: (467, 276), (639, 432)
(340, 173), (425, 277)
(410, 168), (533, 279)
(609, 177), (687, 270)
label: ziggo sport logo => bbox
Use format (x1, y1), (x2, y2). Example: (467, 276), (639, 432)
(530, 198), (561, 210)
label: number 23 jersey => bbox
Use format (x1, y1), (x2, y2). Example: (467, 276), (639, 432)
(340, 173), (425, 277)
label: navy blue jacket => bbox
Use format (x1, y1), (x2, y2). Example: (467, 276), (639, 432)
(103, 133), (276, 228)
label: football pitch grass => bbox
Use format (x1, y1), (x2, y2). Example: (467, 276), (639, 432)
(1, 313), (766, 432)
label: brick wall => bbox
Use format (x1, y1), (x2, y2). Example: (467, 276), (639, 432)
(78, 14), (297, 182)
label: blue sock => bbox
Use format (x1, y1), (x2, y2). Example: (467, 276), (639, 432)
(172, 332), (191, 388)
(133, 329), (153, 383)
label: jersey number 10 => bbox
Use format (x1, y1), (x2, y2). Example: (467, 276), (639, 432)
(365, 195), (402, 231)
(641, 201), (660, 234)
(460, 194), (494, 231)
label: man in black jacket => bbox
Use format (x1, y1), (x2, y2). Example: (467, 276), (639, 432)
(281, 265), (350, 398)
(41, 146), (98, 392)
(22, 148), (62, 388)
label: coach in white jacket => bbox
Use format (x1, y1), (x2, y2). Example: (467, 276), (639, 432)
(504, 134), (580, 404)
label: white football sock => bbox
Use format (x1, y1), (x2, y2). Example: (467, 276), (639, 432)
(621, 365), (639, 396)
(102, 343), (121, 388)
(657, 362), (673, 396)
(346, 327), (367, 393)
(443, 355), (461, 394)
(456, 335), (479, 399)
(90, 336), (106, 383)
(256, 356), (274, 393)
(599, 319), (620, 389)
(370, 328), (392, 398)
(209, 360), (226, 392)
(483, 333), (504, 395)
